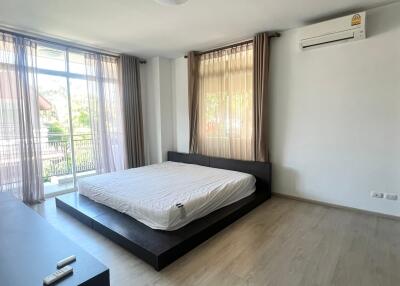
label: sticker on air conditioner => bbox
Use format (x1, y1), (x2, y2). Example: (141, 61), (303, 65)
(351, 14), (361, 26)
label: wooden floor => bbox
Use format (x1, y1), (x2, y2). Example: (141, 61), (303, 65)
(32, 196), (400, 286)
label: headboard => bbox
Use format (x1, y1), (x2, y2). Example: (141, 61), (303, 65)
(167, 151), (271, 197)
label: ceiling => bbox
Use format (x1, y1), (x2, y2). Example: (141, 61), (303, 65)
(0, 0), (395, 58)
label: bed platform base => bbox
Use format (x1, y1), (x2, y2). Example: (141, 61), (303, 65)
(55, 152), (271, 271)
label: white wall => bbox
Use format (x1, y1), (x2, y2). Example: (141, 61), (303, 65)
(172, 57), (190, 153)
(159, 58), (175, 161)
(144, 57), (162, 164)
(169, 2), (400, 217)
(140, 64), (150, 165)
(269, 3), (400, 216)
(143, 57), (175, 164)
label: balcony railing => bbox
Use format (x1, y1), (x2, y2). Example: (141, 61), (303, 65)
(0, 131), (96, 193)
(42, 135), (95, 180)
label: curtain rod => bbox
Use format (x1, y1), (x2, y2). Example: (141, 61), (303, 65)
(0, 27), (147, 64)
(183, 32), (280, 59)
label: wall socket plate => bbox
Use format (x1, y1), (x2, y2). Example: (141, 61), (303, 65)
(384, 193), (398, 201)
(371, 191), (384, 199)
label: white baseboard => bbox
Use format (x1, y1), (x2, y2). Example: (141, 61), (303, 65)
(273, 192), (400, 221)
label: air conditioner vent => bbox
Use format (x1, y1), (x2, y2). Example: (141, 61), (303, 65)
(300, 12), (366, 50)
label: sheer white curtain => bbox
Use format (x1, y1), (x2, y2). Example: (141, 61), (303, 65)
(197, 43), (254, 160)
(85, 54), (127, 173)
(0, 33), (44, 203)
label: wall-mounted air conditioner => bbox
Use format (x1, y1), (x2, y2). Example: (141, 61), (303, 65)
(300, 12), (366, 50)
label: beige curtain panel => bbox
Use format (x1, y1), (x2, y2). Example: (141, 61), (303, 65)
(0, 34), (44, 203)
(187, 51), (200, 153)
(85, 54), (127, 173)
(196, 43), (254, 160)
(253, 32), (270, 162)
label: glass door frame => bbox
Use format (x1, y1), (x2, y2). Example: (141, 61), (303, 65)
(65, 49), (78, 190)
(36, 43), (91, 193)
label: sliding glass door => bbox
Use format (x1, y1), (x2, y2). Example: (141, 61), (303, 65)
(36, 44), (96, 196)
(38, 73), (74, 195)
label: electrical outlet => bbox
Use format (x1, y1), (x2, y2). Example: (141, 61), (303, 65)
(371, 191), (384, 199)
(384, 193), (398, 201)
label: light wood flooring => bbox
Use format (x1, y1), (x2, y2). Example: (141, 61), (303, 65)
(33, 196), (400, 286)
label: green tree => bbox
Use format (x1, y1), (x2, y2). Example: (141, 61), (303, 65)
(47, 122), (68, 143)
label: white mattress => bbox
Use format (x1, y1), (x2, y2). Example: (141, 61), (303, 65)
(78, 161), (256, 231)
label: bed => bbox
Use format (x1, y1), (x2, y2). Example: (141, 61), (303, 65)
(78, 161), (256, 231)
(56, 152), (271, 270)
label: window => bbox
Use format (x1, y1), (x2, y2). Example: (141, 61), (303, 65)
(197, 43), (254, 160)
(0, 42), (115, 196)
(34, 44), (99, 196)
(0, 33), (126, 202)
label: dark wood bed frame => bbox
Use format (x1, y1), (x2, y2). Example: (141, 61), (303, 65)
(55, 151), (271, 271)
